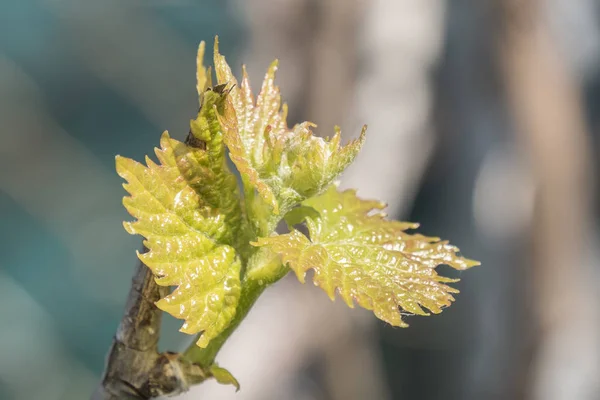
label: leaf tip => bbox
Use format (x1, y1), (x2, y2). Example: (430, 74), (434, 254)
(195, 334), (209, 349)
(294, 268), (307, 284)
(197, 40), (206, 58)
(115, 155), (129, 175)
(360, 124), (367, 138)
(197, 41), (207, 96)
(123, 221), (135, 234)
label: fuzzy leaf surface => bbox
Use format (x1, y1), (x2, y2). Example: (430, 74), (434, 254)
(254, 186), (480, 327)
(212, 38), (365, 220)
(117, 82), (245, 347)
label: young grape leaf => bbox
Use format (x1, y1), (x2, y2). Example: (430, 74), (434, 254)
(116, 78), (246, 347)
(254, 185), (480, 327)
(210, 364), (241, 391)
(212, 37), (366, 220)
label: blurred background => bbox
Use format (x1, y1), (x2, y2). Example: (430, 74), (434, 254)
(1, 0), (600, 399)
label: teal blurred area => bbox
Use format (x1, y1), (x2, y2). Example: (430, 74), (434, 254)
(0, 1), (243, 398)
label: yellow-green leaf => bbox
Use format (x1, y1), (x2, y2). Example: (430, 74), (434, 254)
(212, 37), (365, 220)
(117, 115), (245, 347)
(187, 89), (249, 248)
(196, 41), (208, 100)
(254, 186), (480, 327)
(210, 364), (240, 391)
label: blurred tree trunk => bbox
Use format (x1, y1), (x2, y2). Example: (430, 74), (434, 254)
(497, 0), (600, 398)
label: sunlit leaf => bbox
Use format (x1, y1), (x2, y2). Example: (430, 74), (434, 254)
(212, 37), (365, 220)
(116, 74), (247, 347)
(254, 186), (480, 327)
(196, 41), (208, 99)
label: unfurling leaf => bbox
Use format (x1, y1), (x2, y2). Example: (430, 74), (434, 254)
(254, 186), (480, 327)
(117, 66), (247, 347)
(212, 37), (365, 223)
(196, 41), (208, 99)
(210, 364), (241, 391)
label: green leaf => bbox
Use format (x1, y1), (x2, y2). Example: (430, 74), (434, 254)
(254, 186), (480, 327)
(283, 205), (320, 229)
(210, 364), (240, 391)
(212, 38), (365, 223)
(116, 75), (247, 347)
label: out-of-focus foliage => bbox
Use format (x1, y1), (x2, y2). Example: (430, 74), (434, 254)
(255, 185), (479, 327)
